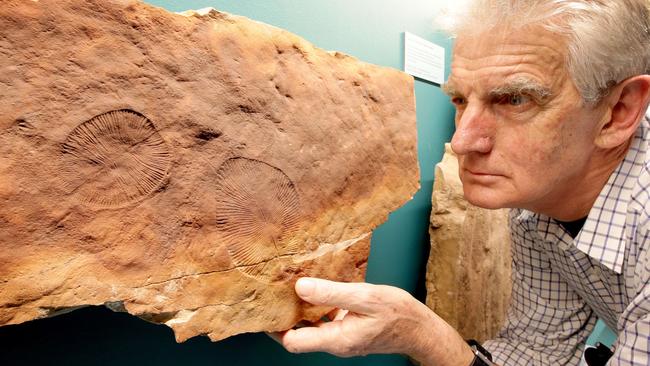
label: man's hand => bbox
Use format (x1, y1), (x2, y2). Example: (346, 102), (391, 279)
(277, 277), (474, 366)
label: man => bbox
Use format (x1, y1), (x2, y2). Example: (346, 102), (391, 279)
(276, 0), (650, 365)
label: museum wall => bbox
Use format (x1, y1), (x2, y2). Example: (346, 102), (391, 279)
(0, 1), (456, 366)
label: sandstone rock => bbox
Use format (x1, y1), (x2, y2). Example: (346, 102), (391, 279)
(426, 144), (511, 342)
(0, 0), (419, 342)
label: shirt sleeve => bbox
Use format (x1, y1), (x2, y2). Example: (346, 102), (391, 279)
(483, 211), (597, 365)
(611, 174), (650, 365)
(613, 299), (650, 365)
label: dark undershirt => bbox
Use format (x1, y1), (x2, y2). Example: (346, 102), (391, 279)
(557, 216), (588, 239)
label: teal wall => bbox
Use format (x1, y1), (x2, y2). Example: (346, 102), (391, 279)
(0, 2), (456, 366)
(587, 320), (617, 348)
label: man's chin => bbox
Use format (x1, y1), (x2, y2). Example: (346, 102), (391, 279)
(462, 187), (513, 210)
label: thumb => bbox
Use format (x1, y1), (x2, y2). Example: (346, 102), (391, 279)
(295, 277), (377, 314)
(281, 321), (351, 355)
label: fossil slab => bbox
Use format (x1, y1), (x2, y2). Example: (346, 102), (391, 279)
(0, 0), (419, 342)
(426, 145), (511, 342)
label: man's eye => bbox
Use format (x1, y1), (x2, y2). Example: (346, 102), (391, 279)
(451, 97), (467, 106)
(506, 94), (530, 106)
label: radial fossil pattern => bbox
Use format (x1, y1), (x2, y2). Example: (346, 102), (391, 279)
(61, 109), (171, 208)
(214, 158), (302, 276)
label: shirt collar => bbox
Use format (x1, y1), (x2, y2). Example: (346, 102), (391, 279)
(576, 116), (648, 273)
(512, 115), (648, 274)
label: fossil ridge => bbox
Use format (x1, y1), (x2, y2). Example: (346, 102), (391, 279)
(0, 0), (419, 341)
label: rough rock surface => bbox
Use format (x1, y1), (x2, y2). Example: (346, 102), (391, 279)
(426, 145), (511, 342)
(0, 0), (419, 342)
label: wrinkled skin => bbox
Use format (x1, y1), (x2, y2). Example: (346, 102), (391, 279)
(275, 278), (472, 365)
(277, 23), (650, 366)
(447, 25), (622, 221)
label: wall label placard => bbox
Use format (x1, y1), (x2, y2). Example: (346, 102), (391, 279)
(404, 32), (445, 84)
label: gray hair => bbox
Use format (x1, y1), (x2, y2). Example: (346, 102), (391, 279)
(440, 0), (650, 104)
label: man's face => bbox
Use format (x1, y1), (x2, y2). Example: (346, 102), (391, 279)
(445, 25), (607, 214)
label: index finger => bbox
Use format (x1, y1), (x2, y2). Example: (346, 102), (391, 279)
(295, 277), (379, 314)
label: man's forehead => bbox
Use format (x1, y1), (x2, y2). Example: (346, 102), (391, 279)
(451, 24), (568, 71)
(448, 27), (569, 94)
(446, 62), (564, 97)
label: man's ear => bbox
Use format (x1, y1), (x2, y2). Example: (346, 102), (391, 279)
(595, 75), (650, 149)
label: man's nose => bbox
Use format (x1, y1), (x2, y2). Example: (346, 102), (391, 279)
(450, 104), (494, 155)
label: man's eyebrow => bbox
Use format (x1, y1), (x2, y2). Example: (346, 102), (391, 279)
(489, 78), (552, 103)
(441, 82), (461, 97)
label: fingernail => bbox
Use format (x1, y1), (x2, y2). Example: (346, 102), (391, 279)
(295, 278), (315, 298)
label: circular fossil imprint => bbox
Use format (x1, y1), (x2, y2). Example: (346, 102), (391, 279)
(214, 158), (302, 276)
(61, 109), (171, 208)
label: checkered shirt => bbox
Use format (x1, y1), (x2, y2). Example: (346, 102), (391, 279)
(483, 113), (650, 365)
